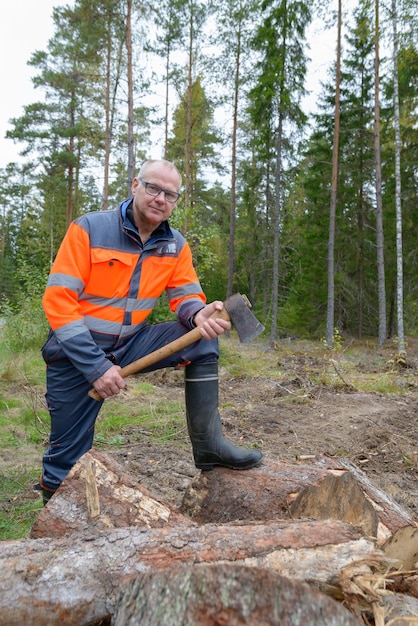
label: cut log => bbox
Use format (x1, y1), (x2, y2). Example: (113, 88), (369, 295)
(328, 458), (418, 537)
(179, 456), (418, 603)
(4, 451), (416, 625)
(382, 525), (418, 571)
(31, 449), (192, 539)
(113, 563), (363, 625)
(0, 519), (379, 626)
(180, 456), (417, 544)
(380, 592), (418, 624)
(32, 451), (417, 545)
(382, 525), (418, 598)
(29, 451), (417, 603)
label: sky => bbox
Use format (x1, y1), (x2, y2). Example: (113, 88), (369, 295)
(0, 1), (338, 172)
(0, 0), (70, 169)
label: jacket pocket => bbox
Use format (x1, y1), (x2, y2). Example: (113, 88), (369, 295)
(41, 331), (64, 365)
(87, 249), (137, 298)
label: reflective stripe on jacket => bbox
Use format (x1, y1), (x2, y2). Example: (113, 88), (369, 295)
(42, 199), (206, 382)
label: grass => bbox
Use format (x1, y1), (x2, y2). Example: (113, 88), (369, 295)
(0, 342), (189, 539)
(0, 467), (44, 540)
(95, 378), (186, 446)
(96, 395), (186, 446)
(0, 329), (417, 541)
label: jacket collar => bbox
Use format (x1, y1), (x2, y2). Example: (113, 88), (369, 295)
(120, 198), (173, 241)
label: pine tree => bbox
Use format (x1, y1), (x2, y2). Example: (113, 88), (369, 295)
(7, 3), (105, 231)
(167, 76), (222, 231)
(247, 0), (311, 345)
(167, 77), (224, 284)
(326, 0), (342, 347)
(210, 0), (255, 299)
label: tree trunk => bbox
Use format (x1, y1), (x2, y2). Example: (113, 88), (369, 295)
(0, 519), (377, 626)
(2, 450), (416, 625)
(183, 7), (194, 234)
(326, 0), (342, 348)
(391, 0), (405, 354)
(269, 108), (283, 347)
(226, 21), (241, 300)
(374, 0), (387, 347)
(102, 11), (112, 211)
(126, 0), (135, 191)
(181, 456), (416, 541)
(163, 41), (171, 158)
(31, 449), (191, 539)
(65, 109), (74, 229)
(113, 563), (362, 626)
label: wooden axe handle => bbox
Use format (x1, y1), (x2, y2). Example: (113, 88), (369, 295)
(88, 307), (231, 401)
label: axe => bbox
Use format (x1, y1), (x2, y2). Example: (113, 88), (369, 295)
(88, 293), (264, 401)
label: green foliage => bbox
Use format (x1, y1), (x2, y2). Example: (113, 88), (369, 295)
(167, 76), (224, 213)
(321, 327), (343, 351)
(0, 393), (47, 449)
(0, 0), (416, 342)
(0, 345), (48, 539)
(147, 292), (177, 324)
(0, 257), (49, 353)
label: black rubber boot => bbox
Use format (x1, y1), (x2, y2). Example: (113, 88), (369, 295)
(185, 362), (263, 470)
(33, 481), (56, 506)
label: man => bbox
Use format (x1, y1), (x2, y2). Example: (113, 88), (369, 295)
(37, 159), (262, 504)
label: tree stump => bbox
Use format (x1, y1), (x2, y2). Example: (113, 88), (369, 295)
(180, 456), (417, 544)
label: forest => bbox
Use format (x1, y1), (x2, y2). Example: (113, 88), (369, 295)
(0, 0), (417, 348)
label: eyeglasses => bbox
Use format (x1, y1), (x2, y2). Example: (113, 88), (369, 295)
(139, 179), (181, 204)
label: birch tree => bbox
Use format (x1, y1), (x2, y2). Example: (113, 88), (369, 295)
(391, 0), (405, 353)
(374, 0), (386, 347)
(249, 0), (310, 346)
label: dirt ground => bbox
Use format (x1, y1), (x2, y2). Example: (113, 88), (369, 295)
(111, 343), (418, 522)
(1, 337), (416, 528)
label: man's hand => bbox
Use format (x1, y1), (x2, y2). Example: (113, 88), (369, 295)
(92, 364), (127, 399)
(193, 301), (231, 340)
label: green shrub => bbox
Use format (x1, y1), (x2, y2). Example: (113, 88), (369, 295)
(0, 258), (49, 353)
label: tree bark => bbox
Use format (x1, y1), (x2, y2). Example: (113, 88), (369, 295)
(126, 0), (135, 191)
(326, 0), (342, 347)
(181, 456), (416, 542)
(2, 451), (416, 625)
(31, 449), (191, 539)
(391, 0), (406, 353)
(226, 19), (241, 300)
(374, 0), (387, 347)
(113, 563), (362, 626)
(0, 519), (376, 626)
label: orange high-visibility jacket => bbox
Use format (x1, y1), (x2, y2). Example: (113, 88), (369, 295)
(42, 199), (206, 383)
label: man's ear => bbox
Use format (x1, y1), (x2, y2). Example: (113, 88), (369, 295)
(131, 177), (139, 194)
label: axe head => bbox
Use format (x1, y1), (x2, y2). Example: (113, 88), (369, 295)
(224, 293), (265, 343)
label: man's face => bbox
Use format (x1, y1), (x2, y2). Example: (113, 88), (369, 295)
(131, 163), (180, 229)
